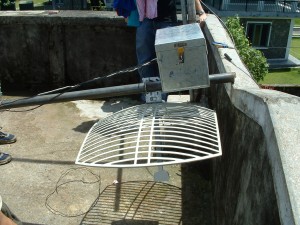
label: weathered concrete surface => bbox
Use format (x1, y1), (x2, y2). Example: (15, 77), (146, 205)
(0, 96), (213, 225)
(1, 11), (299, 225)
(205, 15), (300, 225)
(0, 11), (138, 92)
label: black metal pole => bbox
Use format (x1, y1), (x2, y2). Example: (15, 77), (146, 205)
(0, 72), (235, 110)
(210, 72), (235, 84)
(0, 82), (160, 110)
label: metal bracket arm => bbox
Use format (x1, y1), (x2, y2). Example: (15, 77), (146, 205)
(0, 72), (235, 110)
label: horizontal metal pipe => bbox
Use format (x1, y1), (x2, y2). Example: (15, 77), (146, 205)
(0, 72), (235, 110)
(210, 72), (236, 84)
(0, 82), (161, 110)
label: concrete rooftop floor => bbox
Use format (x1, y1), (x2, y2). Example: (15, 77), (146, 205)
(0, 95), (212, 225)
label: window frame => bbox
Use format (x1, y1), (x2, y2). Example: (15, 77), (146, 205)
(245, 21), (272, 49)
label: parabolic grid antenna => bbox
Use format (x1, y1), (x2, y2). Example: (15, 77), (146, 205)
(76, 103), (222, 168)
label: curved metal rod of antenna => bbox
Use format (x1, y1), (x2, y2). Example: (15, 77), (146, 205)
(0, 72), (235, 110)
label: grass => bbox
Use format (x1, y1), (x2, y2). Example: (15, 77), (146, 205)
(260, 68), (300, 84)
(295, 19), (300, 26)
(291, 38), (300, 60)
(15, 0), (46, 9)
(261, 38), (300, 85)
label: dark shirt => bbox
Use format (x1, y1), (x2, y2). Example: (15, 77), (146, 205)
(156, 0), (177, 22)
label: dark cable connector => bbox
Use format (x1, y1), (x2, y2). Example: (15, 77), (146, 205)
(223, 53), (258, 84)
(224, 53), (232, 62)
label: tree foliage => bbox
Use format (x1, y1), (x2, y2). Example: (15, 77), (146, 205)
(0, 0), (15, 9)
(225, 16), (269, 82)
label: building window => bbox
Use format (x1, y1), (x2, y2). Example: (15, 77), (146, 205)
(246, 22), (272, 48)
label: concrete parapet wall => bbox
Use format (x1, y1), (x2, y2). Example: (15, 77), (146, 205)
(0, 11), (137, 92)
(205, 15), (300, 225)
(0, 11), (299, 225)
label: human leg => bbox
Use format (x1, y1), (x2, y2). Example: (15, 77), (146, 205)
(0, 128), (16, 165)
(136, 18), (159, 81)
(136, 19), (161, 102)
(1, 202), (23, 225)
(0, 128), (16, 145)
(137, 19), (168, 102)
(0, 152), (12, 165)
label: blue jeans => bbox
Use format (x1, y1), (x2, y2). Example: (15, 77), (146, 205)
(136, 18), (176, 102)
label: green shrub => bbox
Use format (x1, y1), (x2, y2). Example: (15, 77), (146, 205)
(1, 0), (14, 6)
(225, 16), (269, 82)
(0, 0), (15, 9)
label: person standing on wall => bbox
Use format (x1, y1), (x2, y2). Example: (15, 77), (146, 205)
(135, 0), (207, 102)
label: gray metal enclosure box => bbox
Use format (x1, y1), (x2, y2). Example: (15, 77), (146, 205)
(155, 23), (209, 92)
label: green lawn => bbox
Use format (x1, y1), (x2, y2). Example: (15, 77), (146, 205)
(291, 38), (300, 60)
(15, 0), (46, 9)
(260, 68), (300, 84)
(295, 19), (300, 26)
(261, 38), (300, 85)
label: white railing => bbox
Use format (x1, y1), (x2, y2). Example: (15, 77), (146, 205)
(209, 0), (300, 12)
